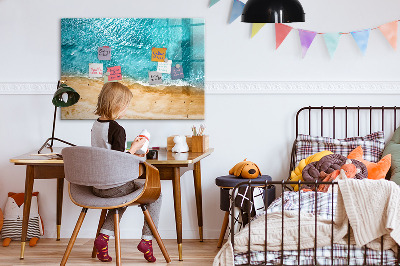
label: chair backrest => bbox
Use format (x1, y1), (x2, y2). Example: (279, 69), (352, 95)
(62, 146), (145, 187)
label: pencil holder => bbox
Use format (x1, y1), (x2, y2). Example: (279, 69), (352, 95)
(191, 135), (209, 153)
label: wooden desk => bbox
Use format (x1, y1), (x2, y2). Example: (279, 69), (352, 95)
(10, 147), (213, 261)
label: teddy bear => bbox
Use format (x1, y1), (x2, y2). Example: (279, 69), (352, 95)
(1, 192), (44, 247)
(229, 159), (261, 179)
(172, 135), (189, 153)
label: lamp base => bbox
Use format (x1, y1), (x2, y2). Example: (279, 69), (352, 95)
(38, 137), (76, 154)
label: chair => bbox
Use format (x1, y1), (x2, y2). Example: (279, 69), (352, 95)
(60, 146), (171, 265)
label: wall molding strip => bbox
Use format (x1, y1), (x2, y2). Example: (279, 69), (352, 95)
(1, 81), (400, 95)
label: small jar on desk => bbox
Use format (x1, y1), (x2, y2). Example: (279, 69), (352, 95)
(215, 175), (275, 248)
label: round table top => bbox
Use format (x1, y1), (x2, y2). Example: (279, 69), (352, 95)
(215, 175), (272, 188)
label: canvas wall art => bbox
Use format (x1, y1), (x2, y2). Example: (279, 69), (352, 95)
(61, 18), (205, 119)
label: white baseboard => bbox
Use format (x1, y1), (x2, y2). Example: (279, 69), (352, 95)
(1, 81), (400, 94)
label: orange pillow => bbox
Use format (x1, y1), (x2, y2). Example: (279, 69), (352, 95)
(347, 146), (391, 180)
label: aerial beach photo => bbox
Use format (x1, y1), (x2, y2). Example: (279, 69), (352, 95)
(61, 18), (205, 120)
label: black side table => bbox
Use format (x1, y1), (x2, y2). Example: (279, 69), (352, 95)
(215, 175), (275, 248)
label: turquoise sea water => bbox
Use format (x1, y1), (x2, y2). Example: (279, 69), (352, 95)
(61, 18), (205, 88)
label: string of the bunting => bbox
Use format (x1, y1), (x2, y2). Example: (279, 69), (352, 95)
(209, 0), (399, 58)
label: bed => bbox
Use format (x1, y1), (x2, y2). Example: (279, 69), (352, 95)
(214, 106), (400, 266)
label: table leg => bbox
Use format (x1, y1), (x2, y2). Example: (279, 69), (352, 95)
(56, 178), (64, 241)
(20, 165), (35, 259)
(193, 161), (203, 242)
(172, 167), (183, 261)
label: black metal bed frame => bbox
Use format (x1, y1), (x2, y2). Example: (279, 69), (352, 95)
(230, 106), (400, 266)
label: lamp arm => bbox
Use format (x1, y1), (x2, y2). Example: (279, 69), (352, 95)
(50, 105), (57, 148)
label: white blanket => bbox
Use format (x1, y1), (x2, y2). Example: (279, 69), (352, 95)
(213, 179), (400, 266)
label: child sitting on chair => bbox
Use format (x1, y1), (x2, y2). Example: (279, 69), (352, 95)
(91, 82), (162, 263)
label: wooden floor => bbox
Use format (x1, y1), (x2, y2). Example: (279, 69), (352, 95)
(0, 239), (221, 265)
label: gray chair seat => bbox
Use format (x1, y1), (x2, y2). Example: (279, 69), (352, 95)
(69, 180), (145, 208)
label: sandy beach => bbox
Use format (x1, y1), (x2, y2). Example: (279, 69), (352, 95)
(60, 76), (205, 120)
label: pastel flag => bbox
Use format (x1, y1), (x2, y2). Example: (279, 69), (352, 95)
(209, 0), (220, 7)
(251, 23), (266, 38)
(298, 29), (317, 58)
(351, 29), (370, 55)
(378, 21), (398, 50)
(275, 23), (293, 49)
(323, 33), (341, 58)
(229, 0), (245, 24)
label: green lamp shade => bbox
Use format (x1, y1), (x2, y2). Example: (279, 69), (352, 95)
(52, 83), (80, 107)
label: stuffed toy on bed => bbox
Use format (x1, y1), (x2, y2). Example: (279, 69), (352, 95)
(289, 150), (333, 191)
(1, 192), (44, 247)
(229, 159), (261, 179)
(301, 154), (368, 191)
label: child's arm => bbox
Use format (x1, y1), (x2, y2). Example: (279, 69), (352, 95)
(128, 137), (147, 155)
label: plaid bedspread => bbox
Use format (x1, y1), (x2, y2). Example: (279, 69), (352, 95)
(234, 191), (397, 265)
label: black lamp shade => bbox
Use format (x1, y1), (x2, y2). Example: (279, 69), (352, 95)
(241, 0), (305, 23)
(52, 83), (80, 107)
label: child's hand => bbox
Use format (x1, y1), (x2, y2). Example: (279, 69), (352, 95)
(134, 149), (149, 157)
(129, 137), (147, 154)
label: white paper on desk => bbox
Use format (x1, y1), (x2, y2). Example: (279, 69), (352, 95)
(157, 60), (172, 74)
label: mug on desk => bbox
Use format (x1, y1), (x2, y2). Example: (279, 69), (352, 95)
(146, 150), (158, 160)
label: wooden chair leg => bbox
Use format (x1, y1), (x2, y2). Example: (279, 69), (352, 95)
(217, 211), (230, 248)
(91, 209), (108, 258)
(114, 210), (121, 266)
(60, 208), (88, 266)
(141, 205), (171, 263)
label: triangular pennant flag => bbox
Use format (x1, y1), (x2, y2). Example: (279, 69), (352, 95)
(351, 29), (370, 55)
(251, 23), (266, 38)
(378, 21), (398, 50)
(209, 0), (220, 7)
(298, 29), (317, 58)
(275, 23), (293, 49)
(323, 33), (341, 58)
(229, 0), (245, 24)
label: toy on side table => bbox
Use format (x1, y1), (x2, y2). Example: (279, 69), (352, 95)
(229, 159), (261, 179)
(1, 192), (44, 247)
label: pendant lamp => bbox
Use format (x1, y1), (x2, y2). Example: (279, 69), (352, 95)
(241, 0), (305, 23)
(38, 81), (80, 154)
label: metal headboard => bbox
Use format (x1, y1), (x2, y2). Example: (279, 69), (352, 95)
(290, 106), (400, 179)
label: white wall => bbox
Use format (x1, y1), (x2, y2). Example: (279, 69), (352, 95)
(1, 0), (400, 240)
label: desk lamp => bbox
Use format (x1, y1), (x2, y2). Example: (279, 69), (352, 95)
(241, 0), (305, 23)
(38, 81), (80, 154)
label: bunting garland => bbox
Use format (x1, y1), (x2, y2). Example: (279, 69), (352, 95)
(323, 33), (341, 58)
(251, 23), (266, 38)
(298, 30), (317, 58)
(229, 0), (245, 24)
(378, 21), (397, 50)
(209, 0), (220, 7)
(351, 29), (370, 55)
(209, 1), (399, 58)
(275, 23), (292, 49)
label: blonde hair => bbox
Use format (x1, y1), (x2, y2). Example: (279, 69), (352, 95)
(95, 82), (133, 120)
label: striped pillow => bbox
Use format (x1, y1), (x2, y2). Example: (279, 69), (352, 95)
(294, 131), (385, 166)
(1, 217), (41, 240)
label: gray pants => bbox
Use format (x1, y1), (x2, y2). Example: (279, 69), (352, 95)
(92, 180), (162, 240)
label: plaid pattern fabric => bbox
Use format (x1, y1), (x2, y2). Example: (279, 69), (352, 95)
(235, 187), (266, 217)
(234, 244), (397, 265)
(235, 191), (397, 265)
(266, 191), (336, 221)
(294, 131), (385, 167)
